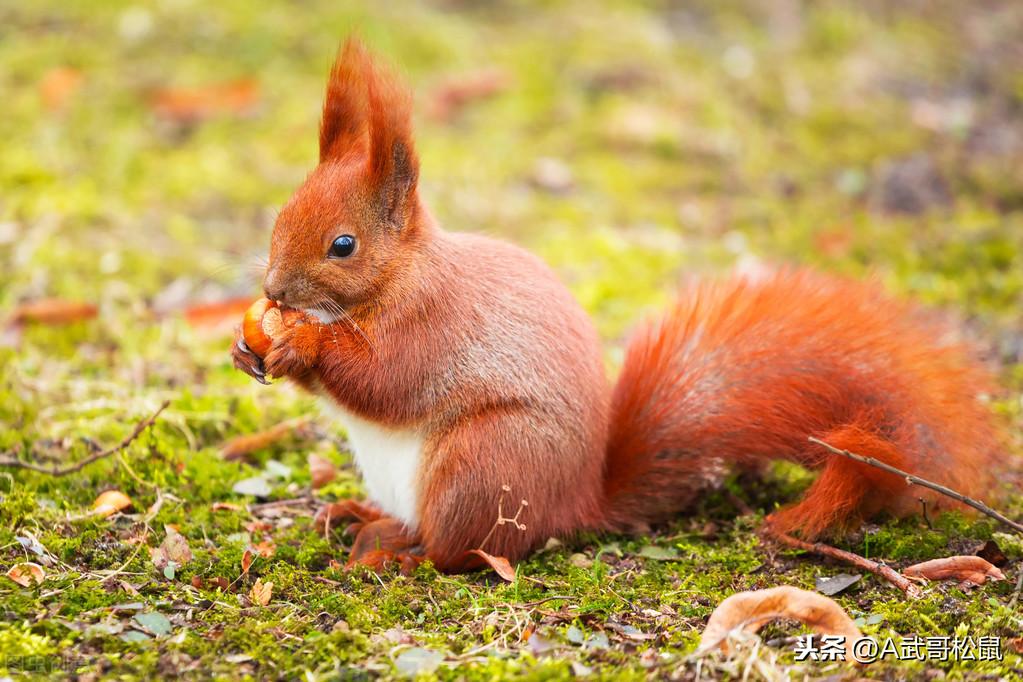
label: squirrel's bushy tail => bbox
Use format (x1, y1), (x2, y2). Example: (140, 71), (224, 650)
(601, 268), (1002, 538)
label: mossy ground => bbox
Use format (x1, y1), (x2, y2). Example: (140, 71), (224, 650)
(2, 1), (1023, 679)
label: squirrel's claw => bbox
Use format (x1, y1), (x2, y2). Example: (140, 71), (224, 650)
(232, 334), (269, 384)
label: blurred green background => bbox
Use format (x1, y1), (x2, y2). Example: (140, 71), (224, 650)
(2, 1), (1023, 679)
(4, 0), (1022, 337)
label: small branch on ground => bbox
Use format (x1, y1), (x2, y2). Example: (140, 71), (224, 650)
(0, 401), (170, 476)
(766, 528), (922, 598)
(809, 436), (1023, 535)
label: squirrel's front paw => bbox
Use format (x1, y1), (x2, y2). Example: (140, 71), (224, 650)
(263, 324), (320, 379)
(231, 327), (269, 384)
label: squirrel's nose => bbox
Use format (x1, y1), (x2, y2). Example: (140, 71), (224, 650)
(263, 269), (287, 303)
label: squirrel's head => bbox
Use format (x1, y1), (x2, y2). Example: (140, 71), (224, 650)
(263, 38), (420, 319)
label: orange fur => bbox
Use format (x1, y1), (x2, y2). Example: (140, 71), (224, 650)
(604, 270), (1002, 539)
(232, 39), (1007, 574)
(319, 38), (369, 163)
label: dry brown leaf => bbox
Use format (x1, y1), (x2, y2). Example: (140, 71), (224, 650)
(468, 549), (516, 582)
(6, 562), (46, 587)
(253, 541), (276, 559)
(245, 520), (272, 534)
(250, 578), (273, 606)
(211, 502), (243, 512)
(219, 417), (311, 461)
(10, 299), (98, 326)
(241, 549), (253, 575)
(92, 490), (133, 518)
(150, 78), (260, 123)
(696, 586), (862, 661)
(904, 556), (1005, 585)
(308, 453), (338, 489)
(150, 526), (193, 571)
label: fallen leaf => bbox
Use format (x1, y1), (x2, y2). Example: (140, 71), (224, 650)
(815, 573), (861, 596)
(696, 586), (862, 661)
(150, 78), (260, 123)
(249, 578), (272, 606)
(244, 520), (272, 534)
(10, 298), (98, 326)
(904, 556), (1005, 586)
(308, 453), (337, 489)
(220, 418), (311, 461)
(92, 490), (133, 518)
(212, 502), (243, 512)
(468, 549), (516, 582)
(6, 562), (45, 587)
(264, 459), (292, 480)
(393, 647), (444, 676)
(150, 526), (193, 575)
(120, 630), (151, 643)
(253, 541), (276, 559)
(231, 476), (272, 498)
(133, 611), (172, 636)
(241, 549), (253, 575)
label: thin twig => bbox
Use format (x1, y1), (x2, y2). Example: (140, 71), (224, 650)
(809, 436), (1023, 535)
(0, 401), (170, 476)
(767, 528), (922, 598)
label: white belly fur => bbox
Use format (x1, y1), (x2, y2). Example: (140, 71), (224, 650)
(317, 395), (424, 530)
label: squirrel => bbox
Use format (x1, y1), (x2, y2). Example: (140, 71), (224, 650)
(231, 38), (1003, 574)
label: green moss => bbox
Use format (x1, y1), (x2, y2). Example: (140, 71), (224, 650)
(1, 0), (1021, 679)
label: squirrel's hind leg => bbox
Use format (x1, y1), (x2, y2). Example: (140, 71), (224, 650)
(416, 407), (600, 573)
(346, 517), (424, 574)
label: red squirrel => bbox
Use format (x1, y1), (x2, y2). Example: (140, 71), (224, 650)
(231, 38), (1003, 573)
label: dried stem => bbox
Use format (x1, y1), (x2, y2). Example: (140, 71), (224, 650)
(477, 484), (528, 553)
(767, 528), (921, 598)
(0, 401), (170, 476)
(808, 436), (1023, 535)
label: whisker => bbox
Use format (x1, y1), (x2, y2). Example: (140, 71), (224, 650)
(319, 297), (376, 356)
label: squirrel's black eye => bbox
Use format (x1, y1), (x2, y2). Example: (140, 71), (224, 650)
(328, 235), (356, 259)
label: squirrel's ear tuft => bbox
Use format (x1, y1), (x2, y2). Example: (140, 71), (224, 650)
(364, 52), (419, 228)
(319, 37), (369, 163)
